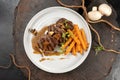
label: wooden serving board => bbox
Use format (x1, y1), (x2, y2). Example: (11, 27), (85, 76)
(13, 0), (120, 80)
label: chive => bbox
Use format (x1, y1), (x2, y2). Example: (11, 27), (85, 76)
(64, 20), (68, 23)
(62, 32), (70, 39)
(62, 33), (66, 39)
(65, 25), (70, 29)
(64, 20), (70, 29)
(60, 43), (64, 46)
(66, 32), (70, 38)
(67, 34), (70, 37)
(65, 32), (69, 35)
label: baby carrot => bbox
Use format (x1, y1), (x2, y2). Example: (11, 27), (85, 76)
(72, 45), (77, 56)
(68, 29), (80, 45)
(74, 24), (86, 50)
(65, 41), (75, 55)
(62, 37), (72, 49)
(80, 29), (88, 50)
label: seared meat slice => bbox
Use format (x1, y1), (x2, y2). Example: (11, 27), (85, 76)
(56, 23), (65, 30)
(38, 36), (49, 51)
(65, 20), (74, 30)
(37, 35), (59, 51)
(37, 36), (44, 49)
(46, 35), (54, 50)
(50, 35), (58, 46)
(56, 18), (66, 24)
(53, 33), (61, 41)
(48, 24), (55, 32)
(54, 25), (65, 34)
(48, 24), (65, 34)
(56, 18), (74, 30)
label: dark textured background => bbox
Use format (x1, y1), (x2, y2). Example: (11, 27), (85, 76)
(0, 0), (120, 80)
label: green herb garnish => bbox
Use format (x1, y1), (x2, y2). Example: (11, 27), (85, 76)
(65, 25), (70, 29)
(62, 32), (70, 39)
(64, 20), (68, 23)
(94, 46), (104, 55)
(64, 20), (70, 29)
(62, 33), (66, 39)
(60, 43), (64, 46)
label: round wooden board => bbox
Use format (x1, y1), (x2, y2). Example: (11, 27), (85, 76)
(13, 0), (120, 80)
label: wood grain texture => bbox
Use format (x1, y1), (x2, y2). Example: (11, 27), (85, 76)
(13, 0), (120, 80)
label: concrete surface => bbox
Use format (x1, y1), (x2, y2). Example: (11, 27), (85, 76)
(105, 0), (120, 80)
(0, 0), (26, 80)
(0, 0), (120, 80)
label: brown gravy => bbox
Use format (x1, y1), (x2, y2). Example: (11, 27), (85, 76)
(59, 57), (66, 60)
(40, 58), (54, 62)
(32, 27), (61, 56)
(44, 51), (61, 56)
(40, 57), (67, 62)
(32, 26), (48, 54)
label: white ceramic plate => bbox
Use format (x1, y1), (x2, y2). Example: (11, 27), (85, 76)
(23, 7), (92, 73)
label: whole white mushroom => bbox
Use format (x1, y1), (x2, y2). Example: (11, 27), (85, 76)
(98, 4), (112, 16)
(88, 6), (103, 21)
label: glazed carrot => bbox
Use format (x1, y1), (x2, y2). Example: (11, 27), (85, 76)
(76, 44), (83, 54)
(72, 45), (77, 56)
(65, 41), (75, 55)
(79, 45), (83, 54)
(68, 29), (80, 45)
(86, 43), (89, 48)
(62, 37), (72, 49)
(73, 27), (83, 54)
(80, 29), (88, 50)
(75, 44), (79, 52)
(74, 24), (86, 50)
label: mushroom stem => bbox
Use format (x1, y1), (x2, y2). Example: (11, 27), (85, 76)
(92, 6), (97, 11)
